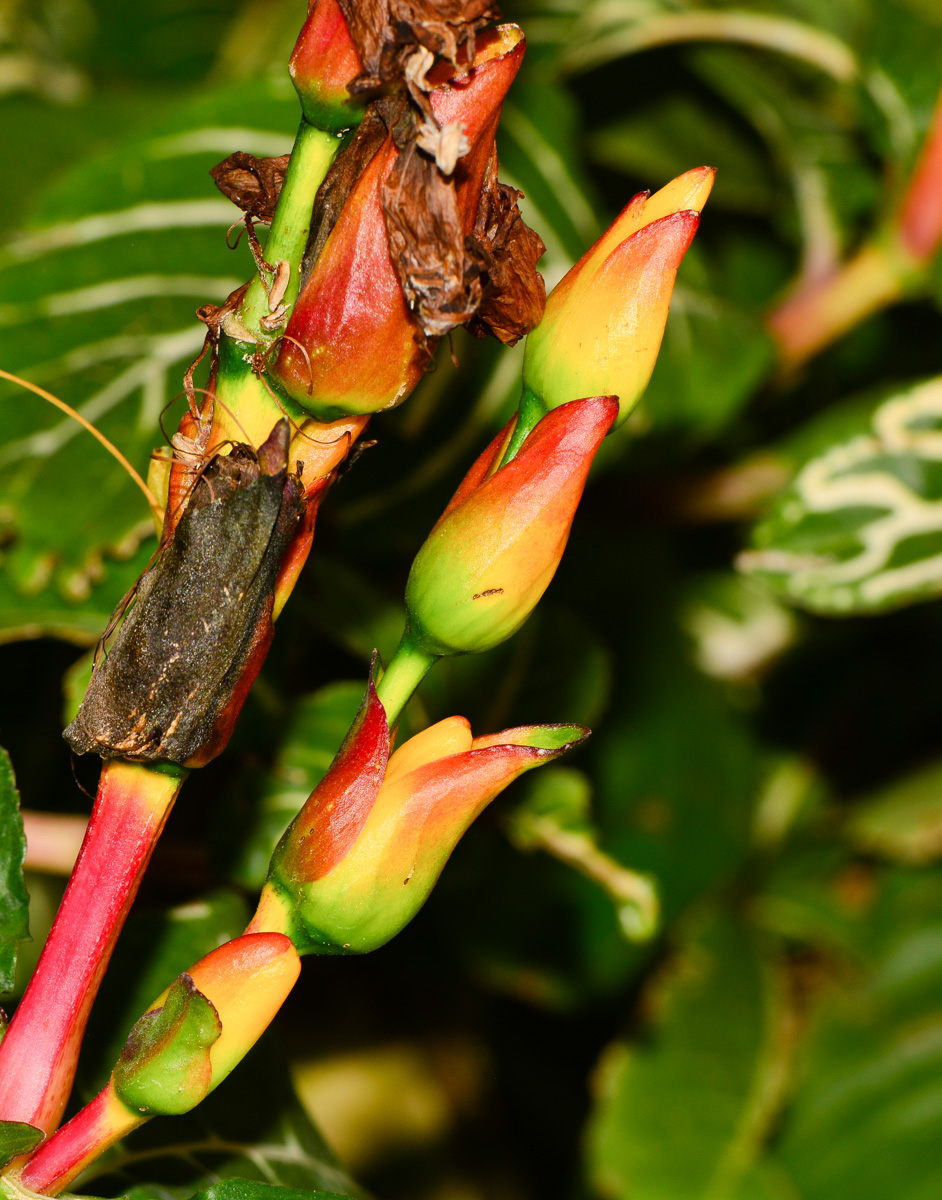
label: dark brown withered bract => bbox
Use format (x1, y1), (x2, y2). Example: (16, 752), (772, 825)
(338, 0), (499, 94)
(466, 148), (546, 344)
(64, 421), (304, 768)
(383, 112), (485, 343)
(216, 0), (544, 361)
(381, 108), (545, 348)
(210, 152), (291, 224)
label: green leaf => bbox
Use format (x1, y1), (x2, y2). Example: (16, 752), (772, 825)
(0, 537), (155, 647)
(0, 1119), (44, 1168)
(586, 913), (784, 1200)
(680, 573), (798, 684)
(591, 622), (761, 927)
(590, 95), (775, 216)
(741, 376), (942, 614)
(690, 45), (879, 240)
(497, 78), (601, 270)
(90, 0), (234, 85)
(0, 76), (298, 627)
(189, 1183), (354, 1200)
(845, 759), (942, 864)
(0, 747), (30, 994)
(863, 0), (942, 158)
(770, 868), (942, 1200)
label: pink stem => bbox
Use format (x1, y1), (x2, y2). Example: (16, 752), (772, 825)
(766, 241), (905, 369)
(0, 760), (185, 1134)
(15, 1084), (144, 1196)
(898, 87), (942, 262)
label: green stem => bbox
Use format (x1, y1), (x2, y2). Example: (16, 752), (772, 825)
(376, 630), (437, 727)
(211, 335), (310, 450)
(239, 119), (340, 341)
(530, 821), (659, 942)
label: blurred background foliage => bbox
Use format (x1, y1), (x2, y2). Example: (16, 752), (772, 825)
(4, 0), (942, 1197)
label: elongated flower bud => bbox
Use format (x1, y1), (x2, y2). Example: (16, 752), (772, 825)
(523, 167), (715, 428)
(290, 0), (364, 134)
(263, 678), (588, 953)
(404, 395), (618, 657)
(17, 934), (300, 1196)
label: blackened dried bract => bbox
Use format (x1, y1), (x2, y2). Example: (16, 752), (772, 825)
(65, 421), (304, 768)
(210, 152), (291, 224)
(467, 149), (546, 344)
(338, 0), (499, 93)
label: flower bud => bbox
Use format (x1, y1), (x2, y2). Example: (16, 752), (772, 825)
(184, 933), (301, 1087)
(523, 167), (715, 428)
(112, 933), (300, 1117)
(265, 677), (588, 953)
(271, 26), (526, 420)
(15, 934), (301, 1196)
(404, 395), (618, 657)
(290, 0), (365, 134)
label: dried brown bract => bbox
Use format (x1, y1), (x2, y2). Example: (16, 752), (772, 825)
(382, 113), (484, 345)
(467, 149), (546, 345)
(338, 0), (500, 94)
(210, 152), (292, 224)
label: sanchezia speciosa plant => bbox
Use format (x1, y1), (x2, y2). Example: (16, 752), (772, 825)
(0, 0), (710, 1190)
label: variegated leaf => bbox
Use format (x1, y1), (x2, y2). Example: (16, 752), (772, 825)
(0, 78), (299, 640)
(740, 377), (942, 614)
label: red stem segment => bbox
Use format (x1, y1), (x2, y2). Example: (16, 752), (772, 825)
(16, 1084), (144, 1196)
(0, 760), (185, 1134)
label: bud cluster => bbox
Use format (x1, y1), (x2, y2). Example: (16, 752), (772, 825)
(1, 1), (714, 1193)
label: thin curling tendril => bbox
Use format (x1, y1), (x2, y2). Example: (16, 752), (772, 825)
(0, 366), (163, 524)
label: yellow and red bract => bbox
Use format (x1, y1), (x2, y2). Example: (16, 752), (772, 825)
(523, 166), (715, 427)
(404, 394), (618, 657)
(261, 677), (587, 953)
